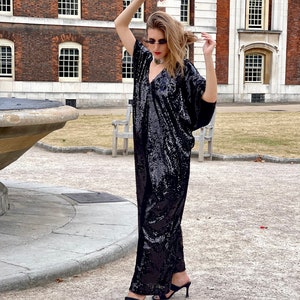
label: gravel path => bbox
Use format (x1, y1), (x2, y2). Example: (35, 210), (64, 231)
(0, 147), (299, 299)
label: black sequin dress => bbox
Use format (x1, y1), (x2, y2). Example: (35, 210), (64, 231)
(129, 40), (216, 295)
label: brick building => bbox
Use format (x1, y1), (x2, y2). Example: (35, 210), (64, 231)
(0, 0), (299, 107)
(216, 0), (300, 102)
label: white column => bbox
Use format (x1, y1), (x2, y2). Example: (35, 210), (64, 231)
(273, 0), (288, 91)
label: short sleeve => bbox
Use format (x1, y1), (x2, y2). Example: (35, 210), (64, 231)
(183, 61), (216, 130)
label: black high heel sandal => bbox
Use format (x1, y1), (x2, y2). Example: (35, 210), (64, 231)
(152, 281), (191, 299)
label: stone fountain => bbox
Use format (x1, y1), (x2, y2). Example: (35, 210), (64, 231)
(0, 97), (79, 215)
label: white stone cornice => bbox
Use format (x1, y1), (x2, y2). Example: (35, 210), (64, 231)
(0, 15), (146, 29)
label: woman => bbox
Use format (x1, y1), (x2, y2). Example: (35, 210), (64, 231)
(115, 1), (217, 299)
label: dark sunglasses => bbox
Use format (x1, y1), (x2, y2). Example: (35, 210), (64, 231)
(144, 39), (167, 45)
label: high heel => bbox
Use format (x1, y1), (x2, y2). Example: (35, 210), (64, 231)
(125, 297), (141, 300)
(152, 281), (191, 299)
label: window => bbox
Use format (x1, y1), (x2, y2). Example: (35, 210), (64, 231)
(59, 43), (81, 82)
(123, 0), (143, 21)
(244, 48), (272, 84)
(248, 0), (263, 29)
(246, 0), (269, 30)
(180, 0), (190, 24)
(245, 53), (264, 83)
(122, 48), (133, 81)
(58, 0), (80, 18)
(0, 40), (14, 79)
(0, 0), (12, 15)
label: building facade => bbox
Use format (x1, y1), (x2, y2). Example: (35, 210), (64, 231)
(0, 0), (299, 107)
(217, 0), (300, 102)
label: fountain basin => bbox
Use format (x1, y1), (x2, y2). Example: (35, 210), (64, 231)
(0, 97), (79, 215)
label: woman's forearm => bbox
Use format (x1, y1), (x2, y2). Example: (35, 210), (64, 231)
(114, 0), (145, 55)
(202, 54), (217, 103)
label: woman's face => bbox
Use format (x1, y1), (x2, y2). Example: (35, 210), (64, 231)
(146, 28), (169, 61)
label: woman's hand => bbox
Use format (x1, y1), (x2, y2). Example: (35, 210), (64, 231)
(201, 32), (216, 56)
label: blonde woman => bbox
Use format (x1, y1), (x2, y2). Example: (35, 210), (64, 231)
(115, 1), (217, 299)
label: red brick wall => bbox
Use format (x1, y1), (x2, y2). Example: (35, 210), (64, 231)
(268, 0), (272, 30)
(0, 23), (118, 82)
(286, 0), (300, 85)
(216, 0), (230, 84)
(82, 0), (118, 21)
(1, 1), (175, 83)
(189, 0), (195, 26)
(83, 0), (161, 21)
(13, 0), (57, 18)
(82, 0), (161, 21)
(13, 0), (160, 21)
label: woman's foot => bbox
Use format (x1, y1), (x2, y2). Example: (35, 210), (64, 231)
(152, 271), (191, 299)
(126, 291), (146, 300)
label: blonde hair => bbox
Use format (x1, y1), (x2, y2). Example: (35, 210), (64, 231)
(146, 11), (198, 77)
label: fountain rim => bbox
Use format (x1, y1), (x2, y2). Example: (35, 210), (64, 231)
(0, 105), (79, 127)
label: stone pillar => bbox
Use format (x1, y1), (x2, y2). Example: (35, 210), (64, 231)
(0, 182), (9, 216)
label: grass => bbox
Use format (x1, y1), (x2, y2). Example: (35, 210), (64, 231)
(212, 112), (300, 158)
(40, 111), (300, 158)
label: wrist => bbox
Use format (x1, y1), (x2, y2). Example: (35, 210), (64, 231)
(203, 53), (213, 59)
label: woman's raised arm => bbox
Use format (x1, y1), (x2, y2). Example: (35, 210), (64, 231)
(114, 0), (145, 56)
(200, 32), (217, 103)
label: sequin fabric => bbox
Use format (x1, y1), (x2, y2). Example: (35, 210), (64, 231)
(129, 40), (216, 295)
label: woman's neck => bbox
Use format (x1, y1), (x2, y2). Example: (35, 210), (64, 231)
(153, 58), (164, 65)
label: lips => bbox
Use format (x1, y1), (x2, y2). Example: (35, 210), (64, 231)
(154, 52), (161, 56)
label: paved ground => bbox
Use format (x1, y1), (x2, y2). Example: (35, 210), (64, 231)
(0, 179), (137, 293)
(0, 103), (299, 299)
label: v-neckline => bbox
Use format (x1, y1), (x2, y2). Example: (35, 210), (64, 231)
(148, 61), (165, 84)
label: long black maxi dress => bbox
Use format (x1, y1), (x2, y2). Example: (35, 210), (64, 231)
(129, 40), (216, 295)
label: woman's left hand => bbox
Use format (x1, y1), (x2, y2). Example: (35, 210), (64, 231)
(201, 32), (216, 56)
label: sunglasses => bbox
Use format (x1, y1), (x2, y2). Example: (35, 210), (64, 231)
(144, 39), (167, 45)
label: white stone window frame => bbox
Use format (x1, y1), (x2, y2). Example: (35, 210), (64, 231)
(185, 44), (191, 60)
(240, 43), (276, 87)
(180, 0), (190, 25)
(58, 42), (82, 82)
(246, 0), (269, 30)
(0, 39), (14, 80)
(122, 47), (133, 83)
(58, 0), (81, 19)
(123, 0), (144, 22)
(0, 0), (13, 15)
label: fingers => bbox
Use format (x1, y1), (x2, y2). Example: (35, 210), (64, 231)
(201, 32), (216, 44)
(201, 32), (212, 38)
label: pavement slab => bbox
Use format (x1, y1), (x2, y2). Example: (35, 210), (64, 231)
(0, 177), (137, 293)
